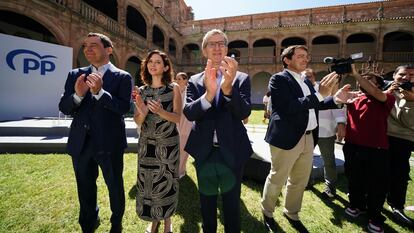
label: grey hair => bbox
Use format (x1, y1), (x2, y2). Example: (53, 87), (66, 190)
(201, 29), (228, 49)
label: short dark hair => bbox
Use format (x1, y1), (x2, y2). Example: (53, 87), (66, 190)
(281, 45), (308, 68)
(140, 50), (174, 86)
(362, 73), (385, 89)
(87, 32), (113, 48)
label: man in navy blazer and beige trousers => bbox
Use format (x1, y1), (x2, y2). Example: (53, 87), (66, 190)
(184, 29), (253, 233)
(261, 45), (351, 232)
(59, 33), (132, 233)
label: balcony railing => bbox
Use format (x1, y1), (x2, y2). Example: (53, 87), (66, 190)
(311, 54), (339, 63)
(126, 29), (147, 49)
(47, 0), (67, 6)
(251, 56), (275, 64)
(80, 2), (119, 34)
(383, 52), (414, 62)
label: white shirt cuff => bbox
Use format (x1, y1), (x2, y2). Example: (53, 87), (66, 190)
(200, 93), (212, 111)
(73, 93), (83, 105)
(93, 89), (111, 100)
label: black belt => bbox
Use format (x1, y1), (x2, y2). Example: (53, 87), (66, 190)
(213, 142), (220, 147)
(305, 130), (312, 135)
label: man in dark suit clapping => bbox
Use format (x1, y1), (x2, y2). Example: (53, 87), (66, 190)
(261, 45), (351, 231)
(183, 29), (253, 233)
(59, 32), (132, 233)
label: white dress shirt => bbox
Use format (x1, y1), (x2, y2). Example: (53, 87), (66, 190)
(286, 69), (323, 131)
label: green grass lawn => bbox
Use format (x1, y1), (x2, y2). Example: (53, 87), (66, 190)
(247, 109), (268, 125)
(0, 153), (413, 233)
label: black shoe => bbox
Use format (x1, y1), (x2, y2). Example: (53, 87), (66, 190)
(283, 213), (309, 233)
(390, 206), (414, 227)
(109, 223), (122, 233)
(263, 213), (278, 232)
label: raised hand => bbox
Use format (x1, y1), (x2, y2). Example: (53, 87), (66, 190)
(147, 99), (163, 114)
(219, 56), (238, 95)
(204, 59), (218, 103)
(319, 71), (339, 98)
(334, 84), (362, 104)
(132, 86), (148, 116)
(74, 74), (90, 97)
(85, 72), (103, 95)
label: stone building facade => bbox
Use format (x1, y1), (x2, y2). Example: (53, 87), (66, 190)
(1, 0), (413, 104)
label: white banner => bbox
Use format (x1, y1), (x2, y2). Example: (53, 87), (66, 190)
(0, 33), (72, 121)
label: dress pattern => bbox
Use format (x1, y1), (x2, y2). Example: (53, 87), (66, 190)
(136, 84), (179, 221)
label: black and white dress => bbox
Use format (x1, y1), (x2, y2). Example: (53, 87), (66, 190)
(136, 83), (179, 221)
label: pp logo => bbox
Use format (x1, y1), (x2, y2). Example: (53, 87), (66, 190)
(6, 49), (57, 75)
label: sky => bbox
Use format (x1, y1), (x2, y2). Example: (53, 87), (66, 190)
(184, 0), (377, 20)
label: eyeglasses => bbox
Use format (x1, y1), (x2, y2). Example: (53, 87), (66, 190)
(206, 41), (226, 48)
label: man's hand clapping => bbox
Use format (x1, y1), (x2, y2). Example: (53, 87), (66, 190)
(219, 56), (238, 96)
(75, 74), (90, 97)
(318, 72), (339, 98)
(204, 59), (218, 103)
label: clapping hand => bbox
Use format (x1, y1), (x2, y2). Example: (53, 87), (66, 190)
(132, 86), (148, 116)
(147, 99), (163, 114)
(219, 56), (238, 95)
(334, 84), (363, 104)
(319, 72), (339, 98)
(85, 72), (103, 95)
(75, 74), (90, 97)
(204, 59), (218, 103)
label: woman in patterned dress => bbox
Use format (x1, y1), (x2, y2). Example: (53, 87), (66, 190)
(132, 50), (181, 233)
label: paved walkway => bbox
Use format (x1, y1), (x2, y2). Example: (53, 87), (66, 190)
(0, 118), (345, 181)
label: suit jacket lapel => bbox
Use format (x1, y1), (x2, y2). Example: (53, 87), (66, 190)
(284, 70), (304, 97)
(304, 79), (316, 94)
(102, 64), (115, 89)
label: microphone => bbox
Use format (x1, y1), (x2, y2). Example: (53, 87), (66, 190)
(323, 57), (335, 64)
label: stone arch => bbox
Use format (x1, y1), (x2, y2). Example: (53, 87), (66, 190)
(0, 9), (66, 45)
(251, 71), (272, 104)
(125, 56), (143, 86)
(252, 38), (276, 64)
(152, 24), (165, 50)
(346, 33), (376, 60)
(126, 5), (147, 38)
(83, 0), (117, 21)
(383, 31), (414, 62)
(311, 35), (340, 63)
(182, 43), (200, 64)
(228, 40), (248, 64)
(280, 37), (306, 54)
(169, 37), (177, 57)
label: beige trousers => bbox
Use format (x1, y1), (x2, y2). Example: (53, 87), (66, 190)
(261, 133), (314, 221)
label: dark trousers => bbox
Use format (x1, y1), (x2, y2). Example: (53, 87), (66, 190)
(195, 147), (244, 233)
(343, 143), (388, 224)
(72, 137), (125, 233)
(387, 136), (414, 209)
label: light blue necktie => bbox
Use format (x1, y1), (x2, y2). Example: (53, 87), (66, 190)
(215, 72), (222, 106)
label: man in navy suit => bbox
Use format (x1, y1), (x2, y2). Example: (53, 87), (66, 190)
(183, 29), (253, 233)
(59, 32), (132, 233)
(260, 45), (350, 231)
